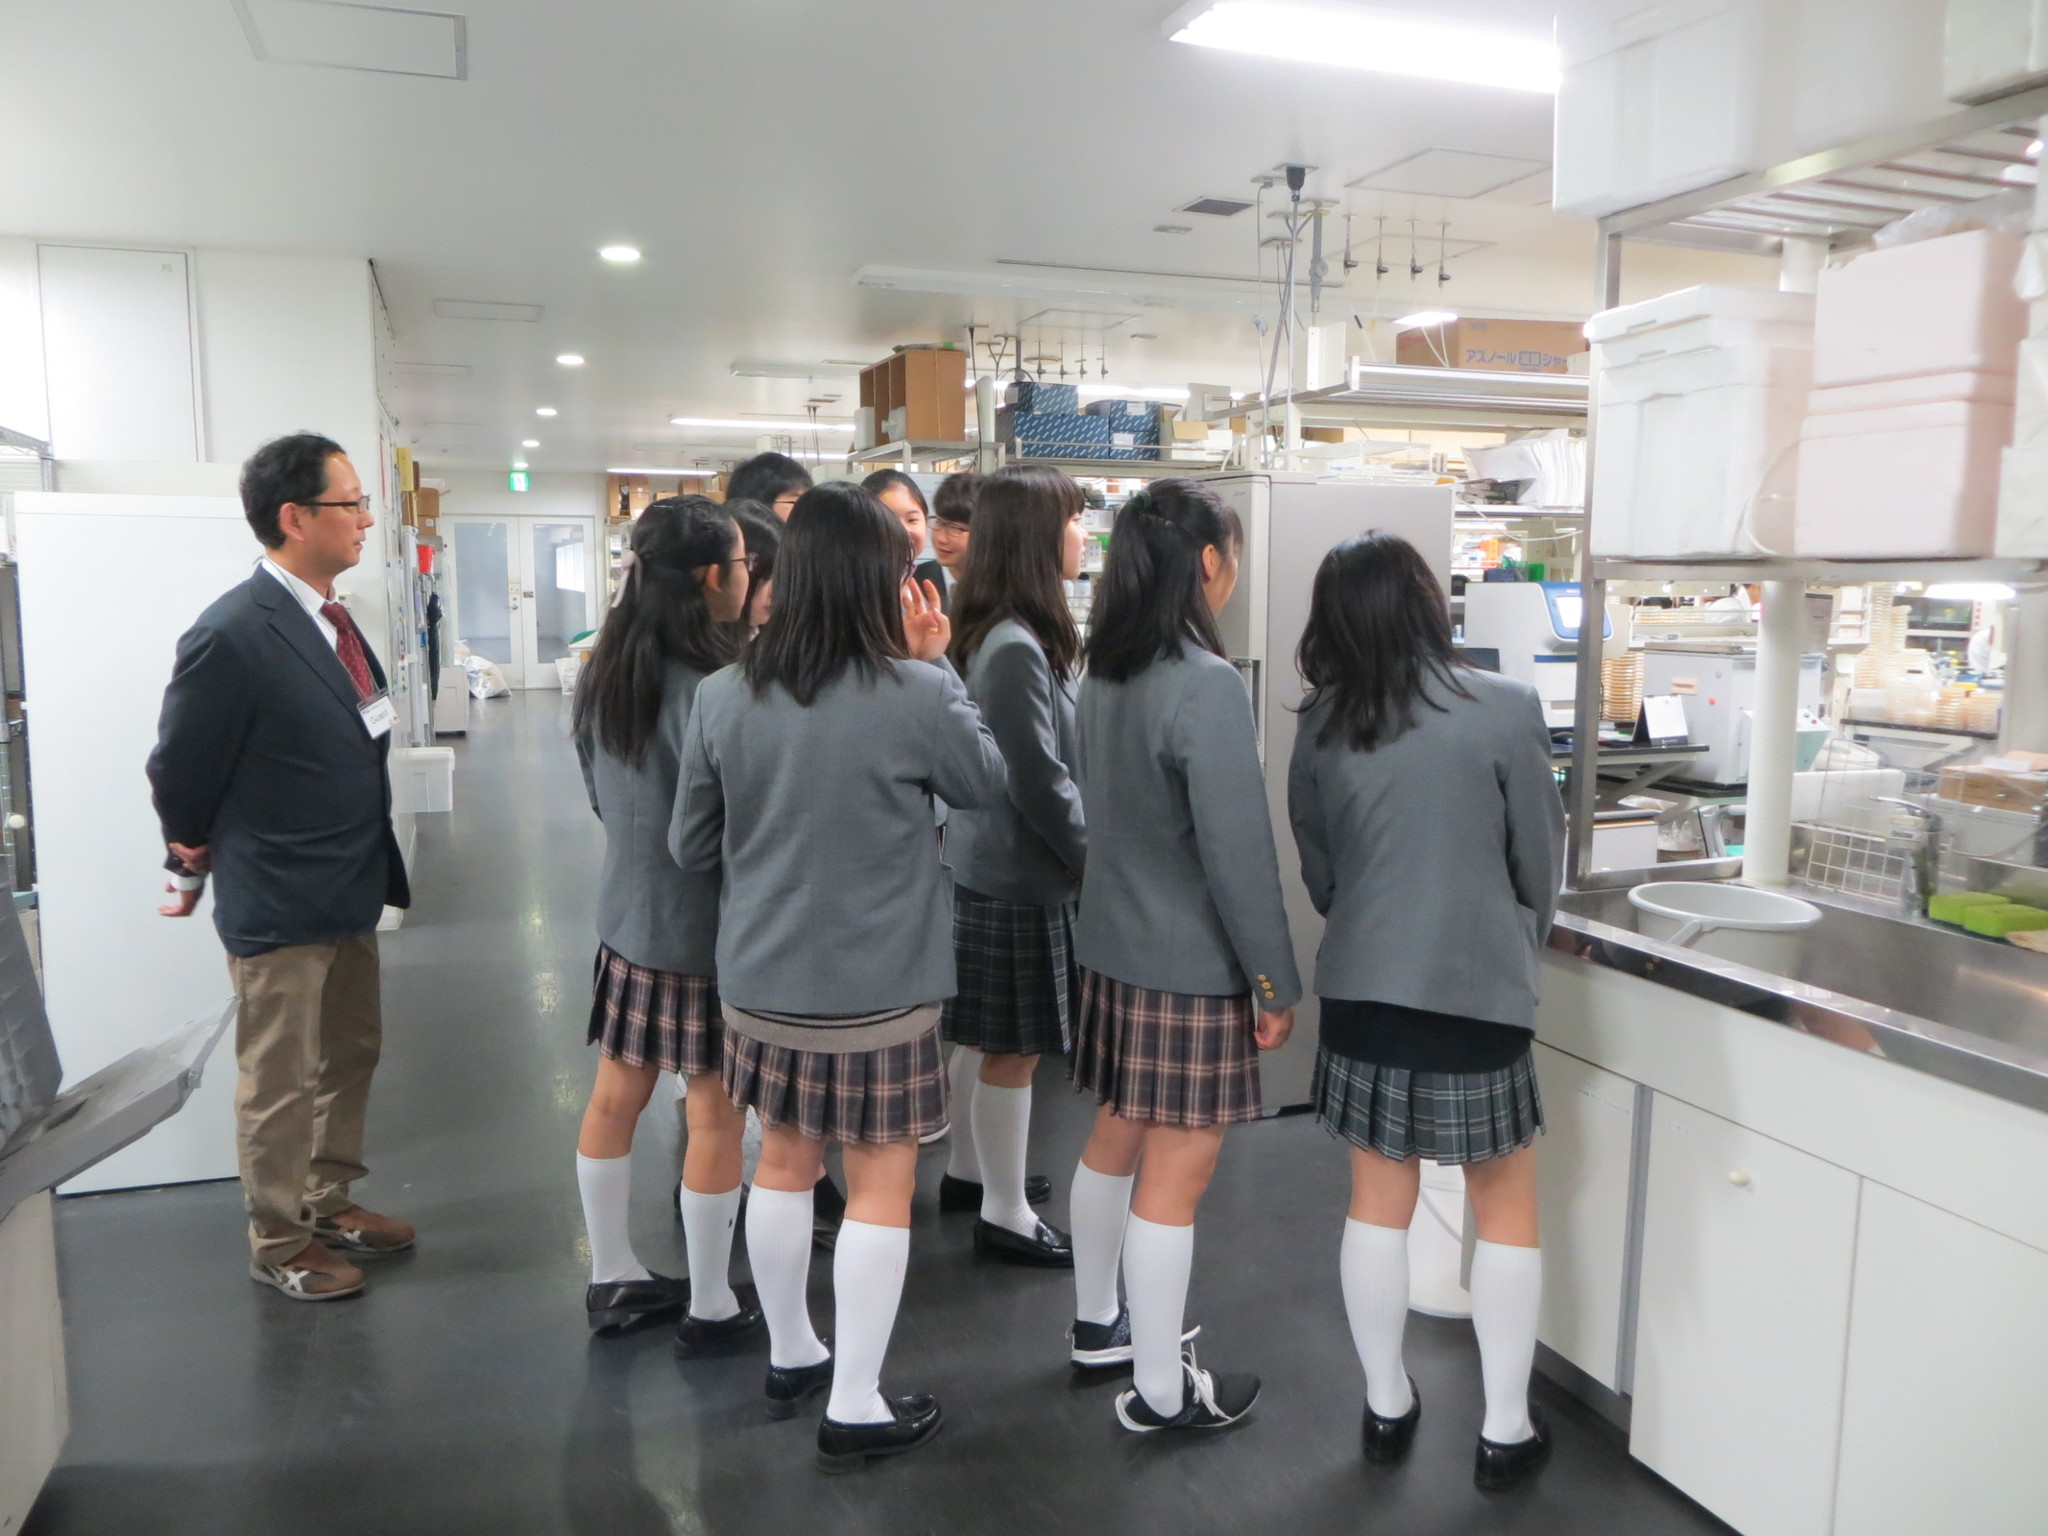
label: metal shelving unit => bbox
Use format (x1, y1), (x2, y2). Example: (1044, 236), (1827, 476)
(1566, 88), (2048, 890)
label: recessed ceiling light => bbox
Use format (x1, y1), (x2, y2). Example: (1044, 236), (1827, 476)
(556, 353), (585, 366)
(521, 439), (540, 448)
(668, 416), (855, 432)
(598, 245), (642, 263)
(1166, 3), (1559, 93)
(535, 407), (558, 417)
(1395, 309), (1459, 329)
(512, 460), (528, 470)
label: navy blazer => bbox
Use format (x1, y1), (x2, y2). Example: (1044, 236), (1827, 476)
(148, 568), (409, 957)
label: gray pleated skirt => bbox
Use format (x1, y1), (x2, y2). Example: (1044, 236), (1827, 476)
(1310, 1045), (1544, 1165)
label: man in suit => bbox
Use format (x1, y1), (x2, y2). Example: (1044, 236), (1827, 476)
(150, 433), (412, 1301)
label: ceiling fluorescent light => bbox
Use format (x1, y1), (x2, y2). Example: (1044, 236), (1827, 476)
(1164, 2), (1560, 93)
(1395, 309), (1458, 329)
(556, 353), (585, 366)
(607, 466), (720, 476)
(599, 245), (642, 264)
(669, 416), (854, 432)
(731, 358), (863, 380)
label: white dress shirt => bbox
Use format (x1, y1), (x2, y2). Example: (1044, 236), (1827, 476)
(260, 556), (340, 651)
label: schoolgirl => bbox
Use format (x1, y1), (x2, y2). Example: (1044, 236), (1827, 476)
(937, 465), (1090, 1266)
(571, 496), (761, 1350)
(1287, 532), (1564, 1490)
(1064, 479), (1300, 1434)
(671, 481), (1004, 1470)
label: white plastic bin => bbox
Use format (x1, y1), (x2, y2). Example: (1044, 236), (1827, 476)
(1627, 882), (1822, 976)
(1796, 391), (2015, 557)
(1945, 0), (2048, 103)
(1587, 283), (1814, 366)
(389, 746), (454, 815)
(1811, 230), (2025, 389)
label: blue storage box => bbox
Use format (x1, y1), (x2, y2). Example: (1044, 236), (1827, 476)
(1014, 413), (1111, 449)
(1082, 398), (1157, 420)
(1009, 380), (1080, 414)
(1102, 443), (1162, 461)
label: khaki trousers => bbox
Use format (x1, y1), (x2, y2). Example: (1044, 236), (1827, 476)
(227, 933), (383, 1265)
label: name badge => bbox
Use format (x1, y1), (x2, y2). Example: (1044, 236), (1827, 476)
(360, 689), (398, 739)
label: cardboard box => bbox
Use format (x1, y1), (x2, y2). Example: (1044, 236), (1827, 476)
(1396, 317), (1588, 375)
(1938, 765), (2048, 813)
(1170, 419), (1212, 443)
(402, 487), (441, 528)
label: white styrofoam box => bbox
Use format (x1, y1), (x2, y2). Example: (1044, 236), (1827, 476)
(2011, 336), (2048, 446)
(1796, 396), (2015, 556)
(1587, 284), (1813, 367)
(1812, 229), (2026, 388)
(1592, 342), (1812, 556)
(1996, 441), (2048, 553)
(1805, 368), (2017, 415)
(389, 746), (454, 815)
(1553, 1), (1764, 218)
(1944, 0), (2048, 103)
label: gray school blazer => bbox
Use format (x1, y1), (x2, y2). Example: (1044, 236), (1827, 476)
(946, 618), (1085, 907)
(575, 661), (719, 977)
(1073, 647), (1301, 1010)
(670, 657), (1005, 1015)
(1287, 668), (1565, 1028)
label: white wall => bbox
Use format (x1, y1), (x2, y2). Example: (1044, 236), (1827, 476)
(438, 468), (604, 524)
(12, 492), (271, 1190)
(0, 239), (49, 443)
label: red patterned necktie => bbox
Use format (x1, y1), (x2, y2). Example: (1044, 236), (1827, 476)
(319, 601), (376, 703)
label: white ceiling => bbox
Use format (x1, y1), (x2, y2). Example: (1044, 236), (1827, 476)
(0, 0), (1766, 472)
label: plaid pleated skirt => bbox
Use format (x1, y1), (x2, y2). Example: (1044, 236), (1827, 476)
(1311, 1045), (1544, 1165)
(941, 889), (1076, 1057)
(723, 1026), (947, 1145)
(1070, 967), (1261, 1129)
(587, 945), (719, 1076)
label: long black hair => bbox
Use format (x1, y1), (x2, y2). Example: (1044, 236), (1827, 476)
(742, 481), (911, 705)
(1082, 478), (1240, 683)
(573, 495), (742, 764)
(949, 465), (1081, 679)
(1296, 531), (1472, 751)
(725, 498), (780, 630)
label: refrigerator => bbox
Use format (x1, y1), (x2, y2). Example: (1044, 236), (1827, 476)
(1205, 473), (1456, 1110)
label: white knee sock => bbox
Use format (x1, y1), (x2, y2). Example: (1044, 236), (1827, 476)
(743, 1185), (828, 1369)
(972, 1081), (1036, 1236)
(1470, 1239), (1542, 1443)
(1069, 1162), (1134, 1326)
(945, 1046), (983, 1181)
(1341, 1218), (1415, 1418)
(576, 1153), (651, 1285)
(1122, 1213), (1194, 1417)
(679, 1184), (742, 1321)
(824, 1220), (909, 1424)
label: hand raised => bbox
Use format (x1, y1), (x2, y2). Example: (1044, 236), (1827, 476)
(902, 577), (952, 663)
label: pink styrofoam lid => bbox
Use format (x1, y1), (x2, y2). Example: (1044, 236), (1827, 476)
(1806, 370), (2017, 415)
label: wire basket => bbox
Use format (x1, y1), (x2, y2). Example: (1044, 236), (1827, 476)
(1790, 821), (1909, 901)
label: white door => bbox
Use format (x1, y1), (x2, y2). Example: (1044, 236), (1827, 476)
(1631, 1093), (1860, 1536)
(444, 516), (600, 689)
(1531, 1042), (1641, 1393)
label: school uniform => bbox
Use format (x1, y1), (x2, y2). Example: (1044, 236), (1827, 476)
(575, 661), (720, 1076)
(671, 656), (1005, 1143)
(942, 619), (1086, 1059)
(1287, 668), (1564, 1164)
(1071, 647), (1300, 1127)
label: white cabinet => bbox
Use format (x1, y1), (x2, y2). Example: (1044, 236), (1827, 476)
(1631, 1095), (1860, 1536)
(1834, 1184), (2048, 1535)
(1532, 1043), (1640, 1391)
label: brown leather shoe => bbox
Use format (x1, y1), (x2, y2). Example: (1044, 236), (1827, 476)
(314, 1204), (416, 1256)
(250, 1240), (365, 1302)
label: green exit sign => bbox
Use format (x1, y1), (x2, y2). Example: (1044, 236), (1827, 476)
(508, 470), (530, 492)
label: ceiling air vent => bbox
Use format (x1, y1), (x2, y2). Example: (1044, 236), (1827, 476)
(1178, 197), (1255, 217)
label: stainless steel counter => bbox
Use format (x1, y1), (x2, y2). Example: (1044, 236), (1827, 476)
(1549, 885), (2048, 1116)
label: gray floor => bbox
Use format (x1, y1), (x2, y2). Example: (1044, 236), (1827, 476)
(27, 690), (1731, 1536)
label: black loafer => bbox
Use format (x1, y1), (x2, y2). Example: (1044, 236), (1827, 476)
(1475, 1409), (1551, 1491)
(765, 1346), (834, 1421)
(1362, 1377), (1421, 1464)
(586, 1274), (690, 1335)
(673, 1285), (765, 1357)
(816, 1394), (943, 1472)
(972, 1216), (1074, 1267)
(937, 1172), (1053, 1212)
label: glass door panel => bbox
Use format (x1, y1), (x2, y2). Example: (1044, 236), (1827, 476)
(450, 519), (515, 670)
(527, 521), (592, 684)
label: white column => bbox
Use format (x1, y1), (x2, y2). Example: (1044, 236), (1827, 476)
(1743, 238), (1828, 886)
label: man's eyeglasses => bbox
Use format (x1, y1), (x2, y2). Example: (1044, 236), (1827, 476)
(730, 552), (759, 573)
(300, 497), (373, 515)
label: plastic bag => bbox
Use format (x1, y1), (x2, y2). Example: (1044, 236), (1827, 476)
(465, 655), (510, 700)
(1871, 187), (2033, 249)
